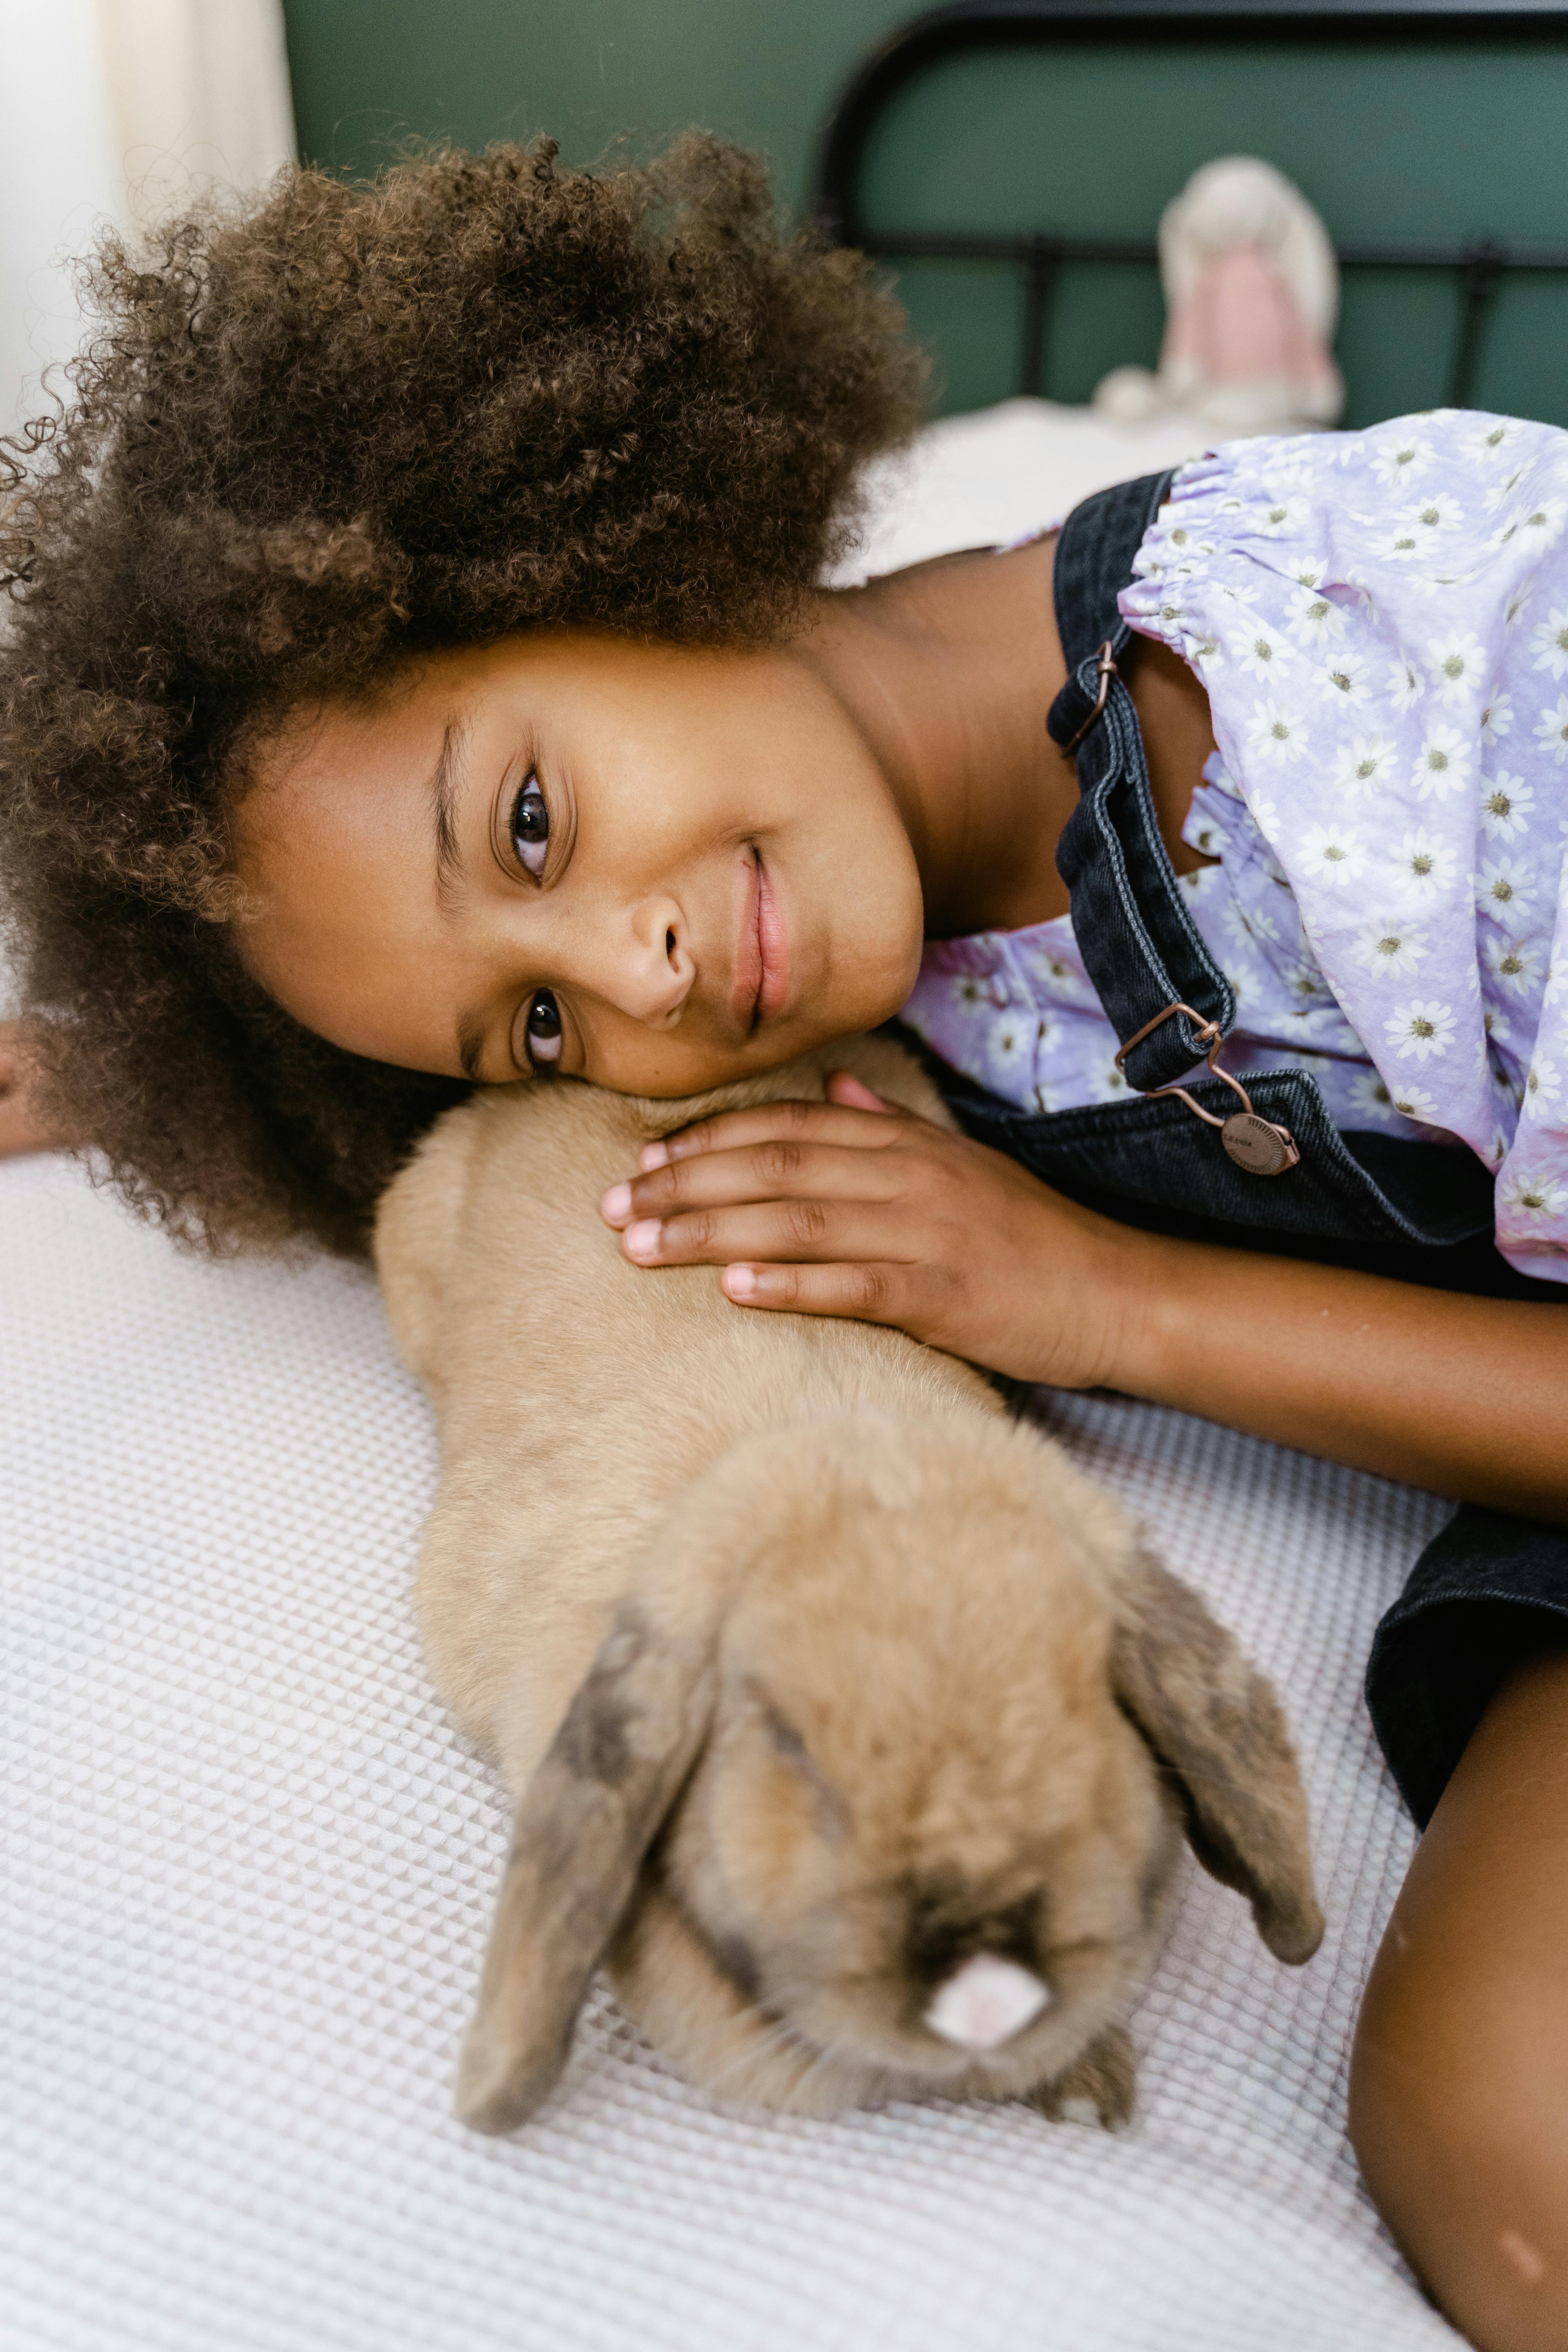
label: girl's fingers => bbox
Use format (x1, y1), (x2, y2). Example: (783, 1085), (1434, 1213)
(721, 1260), (911, 1324)
(635, 1094), (909, 1176)
(602, 1139), (905, 1227)
(0, 1027), (63, 1158)
(619, 1198), (912, 1270)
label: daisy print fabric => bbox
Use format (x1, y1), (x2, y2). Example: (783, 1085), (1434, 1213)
(904, 410), (1568, 1282)
(901, 759), (1377, 1147)
(1123, 410), (1568, 1280)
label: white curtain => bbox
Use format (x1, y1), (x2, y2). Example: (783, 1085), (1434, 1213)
(0, 0), (296, 436)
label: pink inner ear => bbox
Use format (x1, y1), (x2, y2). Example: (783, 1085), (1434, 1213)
(924, 1953), (1051, 2051)
(1162, 244), (1337, 393)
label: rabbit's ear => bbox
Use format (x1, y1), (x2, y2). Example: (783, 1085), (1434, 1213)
(455, 1602), (717, 2135)
(1110, 1548), (1324, 1965)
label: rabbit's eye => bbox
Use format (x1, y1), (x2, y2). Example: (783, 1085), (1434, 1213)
(754, 1694), (847, 1835)
(763, 1708), (811, 1768)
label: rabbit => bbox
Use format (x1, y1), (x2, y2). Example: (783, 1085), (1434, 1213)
(374, 1031), (1324, 2137)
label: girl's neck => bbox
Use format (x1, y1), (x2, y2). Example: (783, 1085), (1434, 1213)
(794, 535), (1219, 942)
(794, 537), (1079, 938)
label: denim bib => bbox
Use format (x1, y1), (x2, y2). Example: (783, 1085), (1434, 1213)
(931, 470), (1502, 1258)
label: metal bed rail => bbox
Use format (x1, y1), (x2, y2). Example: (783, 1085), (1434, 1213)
(817, 0), (1568, 407)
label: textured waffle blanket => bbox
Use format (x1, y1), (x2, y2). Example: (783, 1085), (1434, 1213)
(0, 1150), (1466, 2350)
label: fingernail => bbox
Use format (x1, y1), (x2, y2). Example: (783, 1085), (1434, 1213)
(724, 1265), (759, 1299)
(624, 1219), (662, 1261)
(600, 1182), (632, 1223)
(638, 1141), (669, 1171)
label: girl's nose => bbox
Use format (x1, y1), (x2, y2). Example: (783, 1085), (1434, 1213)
(612, 895), (695, 1028)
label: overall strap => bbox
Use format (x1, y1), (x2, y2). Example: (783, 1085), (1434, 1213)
(1048, 470), (1236, 1094)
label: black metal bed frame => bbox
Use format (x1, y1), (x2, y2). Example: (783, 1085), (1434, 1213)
(816, 0), (1568, 407)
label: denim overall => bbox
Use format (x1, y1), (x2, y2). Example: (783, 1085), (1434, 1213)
(929, 470), (1568, 1827)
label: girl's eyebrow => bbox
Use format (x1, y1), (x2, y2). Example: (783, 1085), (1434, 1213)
(430, 715), (470, 911)
(433, 713), (489, 1078)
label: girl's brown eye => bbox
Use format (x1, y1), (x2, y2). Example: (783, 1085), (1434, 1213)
(510, 774), (549, 878)
(524, 989), (563, 1068)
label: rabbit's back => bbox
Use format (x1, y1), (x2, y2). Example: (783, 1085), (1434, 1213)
(376, 1035), (1002, 1783)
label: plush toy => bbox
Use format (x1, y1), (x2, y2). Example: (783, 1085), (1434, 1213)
(1096, 155), (1343, 437)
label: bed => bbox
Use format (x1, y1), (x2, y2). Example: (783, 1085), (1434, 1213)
(2, 1146), (1457, 2351)
(6, 7), (1568, 2347)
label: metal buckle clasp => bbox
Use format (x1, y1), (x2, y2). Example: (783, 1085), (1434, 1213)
(1113, 1001), (1300, 1178)
(1059, 641), (1119, 756)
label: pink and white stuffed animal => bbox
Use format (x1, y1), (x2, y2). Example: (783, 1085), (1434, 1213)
(1096, 155), (1343, 437)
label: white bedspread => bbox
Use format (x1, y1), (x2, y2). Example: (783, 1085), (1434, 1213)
(826, 394), (1212, 584)
(0, 1148), (1463, 2350)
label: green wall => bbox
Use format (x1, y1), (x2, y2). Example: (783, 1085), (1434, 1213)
(863, 34), (1568, 428)
(279, 0), (909, 210)
(280, 3), (1568, 428)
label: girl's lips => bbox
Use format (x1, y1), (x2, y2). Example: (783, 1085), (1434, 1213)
(730, 851), (763, 1032)
(755, 853), (789, 1020)
(729, 847), (789, 1034)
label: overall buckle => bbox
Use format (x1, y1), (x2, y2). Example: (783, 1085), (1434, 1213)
(1114, 1002), (1300, 1178)
(1059, 641), (1119, 756)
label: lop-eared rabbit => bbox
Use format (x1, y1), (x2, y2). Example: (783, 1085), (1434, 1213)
(375, 1034), (1323, 2137)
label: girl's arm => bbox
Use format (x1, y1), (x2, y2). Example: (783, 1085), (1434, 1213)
(1097, 1228), (1565, 1523)
(600, 1076), (1568, 1526)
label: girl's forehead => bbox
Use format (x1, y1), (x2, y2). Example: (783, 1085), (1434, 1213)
(229, 699), (474, 1073)
(265, 630), (749, 745)
(243, 682), (444, 826)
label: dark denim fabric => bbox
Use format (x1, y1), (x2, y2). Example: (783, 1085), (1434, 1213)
(1052, 470), (1236, 1091)
(928, 470), (1568, 1825)
(943, 1068), (1497, 1246)
(1366, 1510), (1568, 1828)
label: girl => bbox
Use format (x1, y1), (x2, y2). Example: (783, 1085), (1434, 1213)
(2, 138), (1564, 2352)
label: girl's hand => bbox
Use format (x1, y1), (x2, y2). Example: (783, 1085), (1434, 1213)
(598, 1070), (1145, 1389)
(599, 1069), (1568, 1519)
(0, 1024), (62, 1160)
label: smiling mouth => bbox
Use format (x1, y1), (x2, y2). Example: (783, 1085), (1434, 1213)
(731, 846), (789, 1035)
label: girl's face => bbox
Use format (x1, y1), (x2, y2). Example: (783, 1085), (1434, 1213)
(232, 629), (925, 1096)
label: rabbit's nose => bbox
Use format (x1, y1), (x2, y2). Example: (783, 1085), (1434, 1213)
(924, 1953), (1050, 2051)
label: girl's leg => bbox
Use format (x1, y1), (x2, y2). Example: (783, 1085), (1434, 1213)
(1351, 1645), (1568, 2352)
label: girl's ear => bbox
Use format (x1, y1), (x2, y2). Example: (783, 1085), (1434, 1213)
(1110, 1548), (1325, 1966)
(454, 1602), (718, 2136)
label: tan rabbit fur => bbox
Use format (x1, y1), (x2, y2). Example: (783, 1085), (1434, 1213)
(374, 1033), (1323, 2137)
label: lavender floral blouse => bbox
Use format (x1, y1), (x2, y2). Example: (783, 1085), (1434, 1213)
(902, 410), (1568, 1283)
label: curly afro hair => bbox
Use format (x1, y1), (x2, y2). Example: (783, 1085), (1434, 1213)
(0, 134), (924, 1253)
